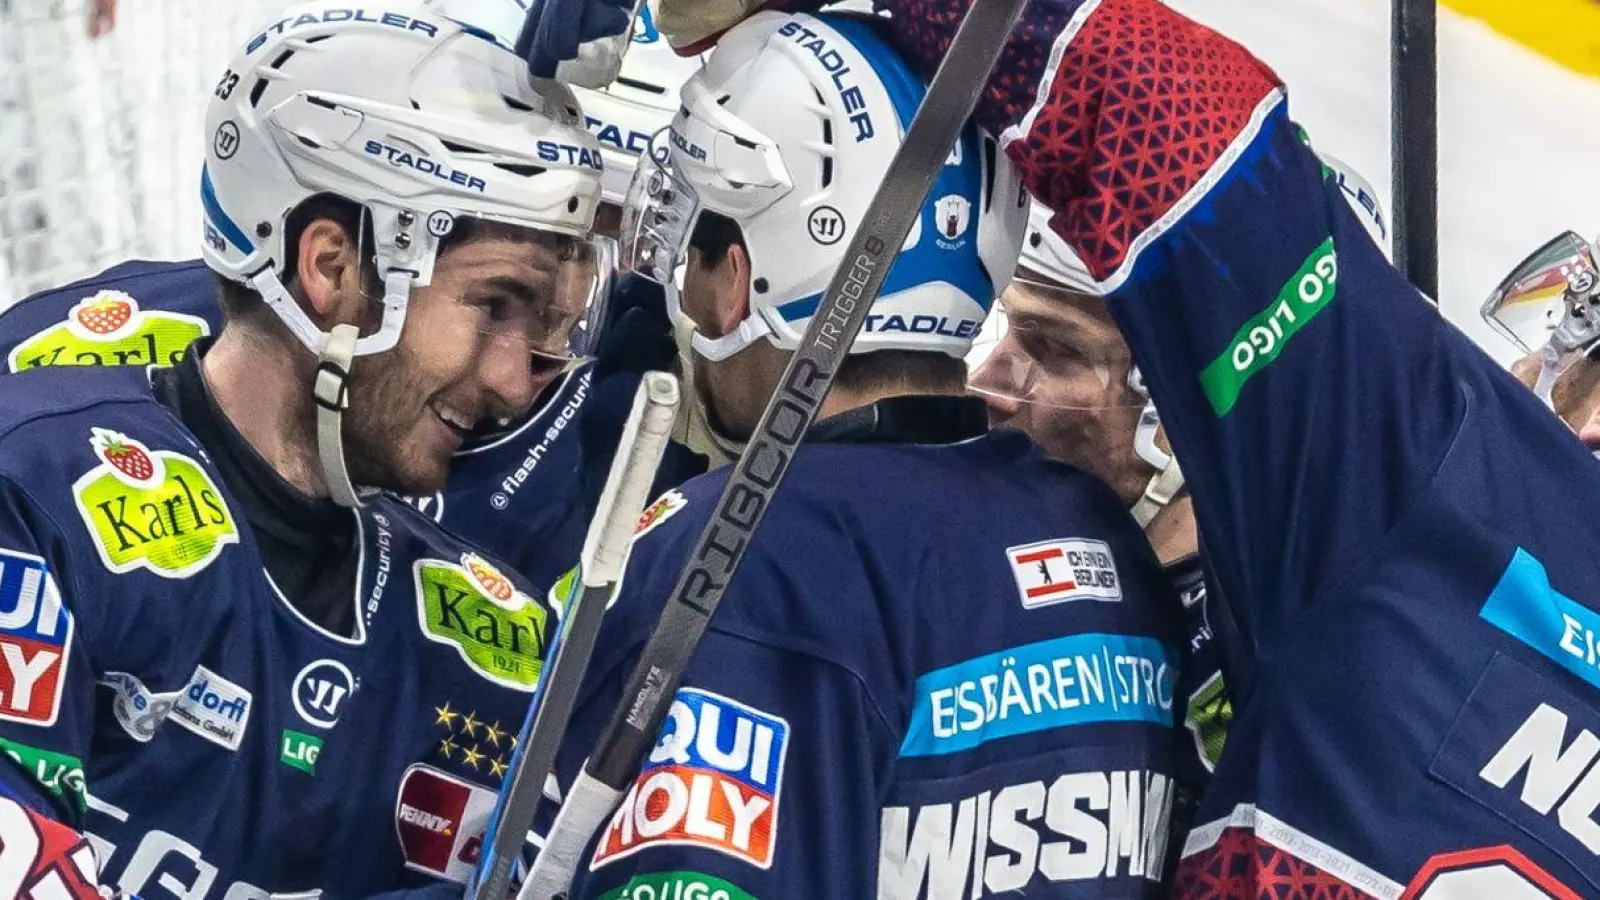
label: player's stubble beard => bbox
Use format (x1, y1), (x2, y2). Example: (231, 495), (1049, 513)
(338, 341), (461, 498)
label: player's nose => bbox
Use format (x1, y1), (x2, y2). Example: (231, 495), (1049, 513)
(477, 339), (540, 416)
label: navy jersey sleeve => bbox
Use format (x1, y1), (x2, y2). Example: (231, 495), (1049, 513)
(879, 0), (1468, 654)
(563, 634), (895, 900)
(0, 473), (112, 895)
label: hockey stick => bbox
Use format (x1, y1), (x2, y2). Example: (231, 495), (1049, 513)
(1391, 0), (1438, 299)
(468, 371), (682, 900)
(517, 2), (1027, 896)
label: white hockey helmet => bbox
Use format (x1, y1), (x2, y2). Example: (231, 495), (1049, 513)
(1320, 152), (1391, 261)
(424, 0), (698, 204)
(574, 2), (704, 204)
(1482, 230), (1600, 404)
(621, 10), (1027, 361)
(202, 1), (609, 504)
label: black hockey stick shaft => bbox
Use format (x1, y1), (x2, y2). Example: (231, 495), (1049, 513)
(519, 1), (1029, 896)
(1391, 0), (1438, 300)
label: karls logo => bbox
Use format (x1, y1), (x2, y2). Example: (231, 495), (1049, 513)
(1005, 538), (1122, 608)
(7, 292), (209, 373)
(293, 659), (355, 729)
(0, 549), (71, 727)
(170, 665), (252, 751)
(71, 428), (238, 579)
(879, 769), (1175, 898)
(395, 763), (497, 883)
(414, 558), (546, 690)
(593, 688), (789, 870)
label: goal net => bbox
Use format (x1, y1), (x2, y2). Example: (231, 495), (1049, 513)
(0, 0), (286, 308)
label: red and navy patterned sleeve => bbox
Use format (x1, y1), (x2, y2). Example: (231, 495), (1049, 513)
(878, 0), (1468, 671)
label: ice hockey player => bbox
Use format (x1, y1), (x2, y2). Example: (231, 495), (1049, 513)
(0, 0), (702, 594)
(537, 0), (1600, 892)
(544, 12), (1189, 899)
(0, 4), (613, 896)
(973, 159), (1390, 790)
(1482, 230), (1600, 448)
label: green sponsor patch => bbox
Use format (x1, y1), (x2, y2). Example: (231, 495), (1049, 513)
(280, 729), (322, 774)
(414, 559), (548, 691)
(597, 871), (758, 900)
(1200, 237), (1338, 416)
(1184, 671), (1233, 773)
(7, 297), (208, 372)
(73, 448), (238, 579)
(0, 736), (85, 811)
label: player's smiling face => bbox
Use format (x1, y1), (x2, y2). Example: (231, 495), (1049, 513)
(341, 236), (578, 495)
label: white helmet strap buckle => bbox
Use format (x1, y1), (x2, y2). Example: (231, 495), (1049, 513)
(1130, 397), (1185, 528)
(314, 323), (369, 508)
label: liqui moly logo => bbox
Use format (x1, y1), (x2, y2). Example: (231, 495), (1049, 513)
(592, 688), (789, 870)
(0, 548), (71, 726)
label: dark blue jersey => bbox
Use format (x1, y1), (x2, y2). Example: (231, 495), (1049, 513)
(886, 0), (1600, 894)
(0, 264), (703, 597)
(550, 399), (1188, 899)
(0, 364), (555, 898)
(0, 260), (219, 373)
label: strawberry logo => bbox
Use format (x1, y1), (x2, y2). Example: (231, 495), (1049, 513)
(89, 427), (163, 487)
(70, 291), (136, 338)
(635, 490), (686, 537)
(462, 553), (515, 606)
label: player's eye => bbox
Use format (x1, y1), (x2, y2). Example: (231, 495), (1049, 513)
(471, 295), (518, 323)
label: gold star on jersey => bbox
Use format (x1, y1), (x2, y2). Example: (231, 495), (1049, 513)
(433, 702), (510, 781)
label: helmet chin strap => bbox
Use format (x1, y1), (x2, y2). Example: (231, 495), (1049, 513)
(1534, 342), (1564, 406)
(1130, 398), (1185, 528)
(314, 323), (366, 509)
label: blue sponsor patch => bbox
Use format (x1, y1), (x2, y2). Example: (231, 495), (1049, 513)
(1480, 548), (1600, 693)
(900, 633), (1175, 758)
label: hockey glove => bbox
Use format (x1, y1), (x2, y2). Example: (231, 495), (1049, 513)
(516, 0), (634, 77)
(578, 280), (708, 517)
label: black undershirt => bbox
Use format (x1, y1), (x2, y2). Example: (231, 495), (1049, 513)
(152, 341), (358, 638)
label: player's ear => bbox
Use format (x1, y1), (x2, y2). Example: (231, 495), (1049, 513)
(295, 217), (364, 327)
(710, 241), (753, 336)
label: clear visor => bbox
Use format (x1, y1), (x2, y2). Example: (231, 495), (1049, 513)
(1483, 230), (1600, 358)
(967, 276), (1145, 410)
(619, 130), (701, 284)
(437, 221), (617, 366)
